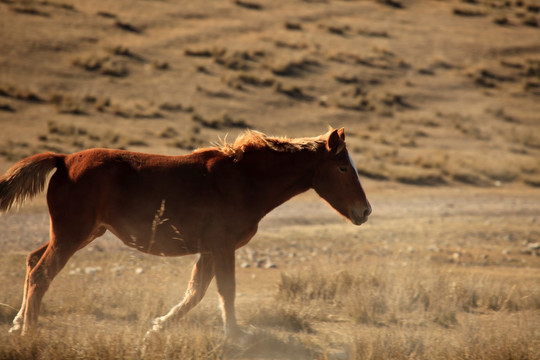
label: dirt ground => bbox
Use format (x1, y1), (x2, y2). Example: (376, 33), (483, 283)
(1, 0), (540, 359)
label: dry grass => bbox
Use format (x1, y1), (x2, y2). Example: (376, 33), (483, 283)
(1, 252), (537, 360)
(350, 318), (538, 360)
(277, 265), (540, 325)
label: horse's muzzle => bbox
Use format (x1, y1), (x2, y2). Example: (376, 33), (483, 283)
(350, 204), (371, 225)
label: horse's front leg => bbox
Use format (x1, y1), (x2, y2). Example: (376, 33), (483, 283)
(146, 253), (214, 339)
(213, 248), (243, 338)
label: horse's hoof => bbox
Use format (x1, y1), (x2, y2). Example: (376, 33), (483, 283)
(143, 329), (157, 344)
(8, 324), (22, 336)
(226, 326), (253, 346)
(143, 319), (164, 341)
(141, 327), (165, 357)
(142, 322), (165, 346)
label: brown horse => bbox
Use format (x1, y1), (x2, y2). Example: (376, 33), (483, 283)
(0, 127), (371, 337)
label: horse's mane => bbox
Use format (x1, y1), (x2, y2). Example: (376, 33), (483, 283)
(215, 130), (327, 161)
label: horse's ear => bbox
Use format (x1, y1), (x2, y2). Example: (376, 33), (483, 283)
(326, 129), (345, 154)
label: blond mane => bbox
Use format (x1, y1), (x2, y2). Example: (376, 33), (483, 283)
(217, 130), (327, 161)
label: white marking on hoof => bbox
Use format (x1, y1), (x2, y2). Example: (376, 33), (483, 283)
(8, 315), (23, 335)
(8, 324), (22, 335)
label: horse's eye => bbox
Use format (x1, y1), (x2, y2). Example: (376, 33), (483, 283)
(339, 166), (347, 173)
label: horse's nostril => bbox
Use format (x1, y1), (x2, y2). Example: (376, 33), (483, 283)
(363, 206), (371, 218)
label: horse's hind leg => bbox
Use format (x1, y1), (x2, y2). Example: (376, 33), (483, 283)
(20, 221), (101, 335)
(9, 243), (49, 334)
(21, 239), (78, 335)
(146, 253), (214, 337)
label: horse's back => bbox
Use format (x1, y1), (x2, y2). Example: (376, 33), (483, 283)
(50, 148), (218, 211)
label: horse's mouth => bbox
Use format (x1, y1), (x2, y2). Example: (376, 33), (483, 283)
(351, 216), (368, 226)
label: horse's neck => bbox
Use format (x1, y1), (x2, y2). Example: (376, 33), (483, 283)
(244, 149), (320, 218)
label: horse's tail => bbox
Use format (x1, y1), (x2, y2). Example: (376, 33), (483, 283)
(0, 152), (64, 212)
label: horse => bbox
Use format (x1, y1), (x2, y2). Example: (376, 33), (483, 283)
(0, 127), (371, 338)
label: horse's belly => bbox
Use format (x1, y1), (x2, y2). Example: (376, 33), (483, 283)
(105, 221), (201, 257)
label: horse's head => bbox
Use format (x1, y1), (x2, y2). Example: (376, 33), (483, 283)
(313, 128), (371, 225)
